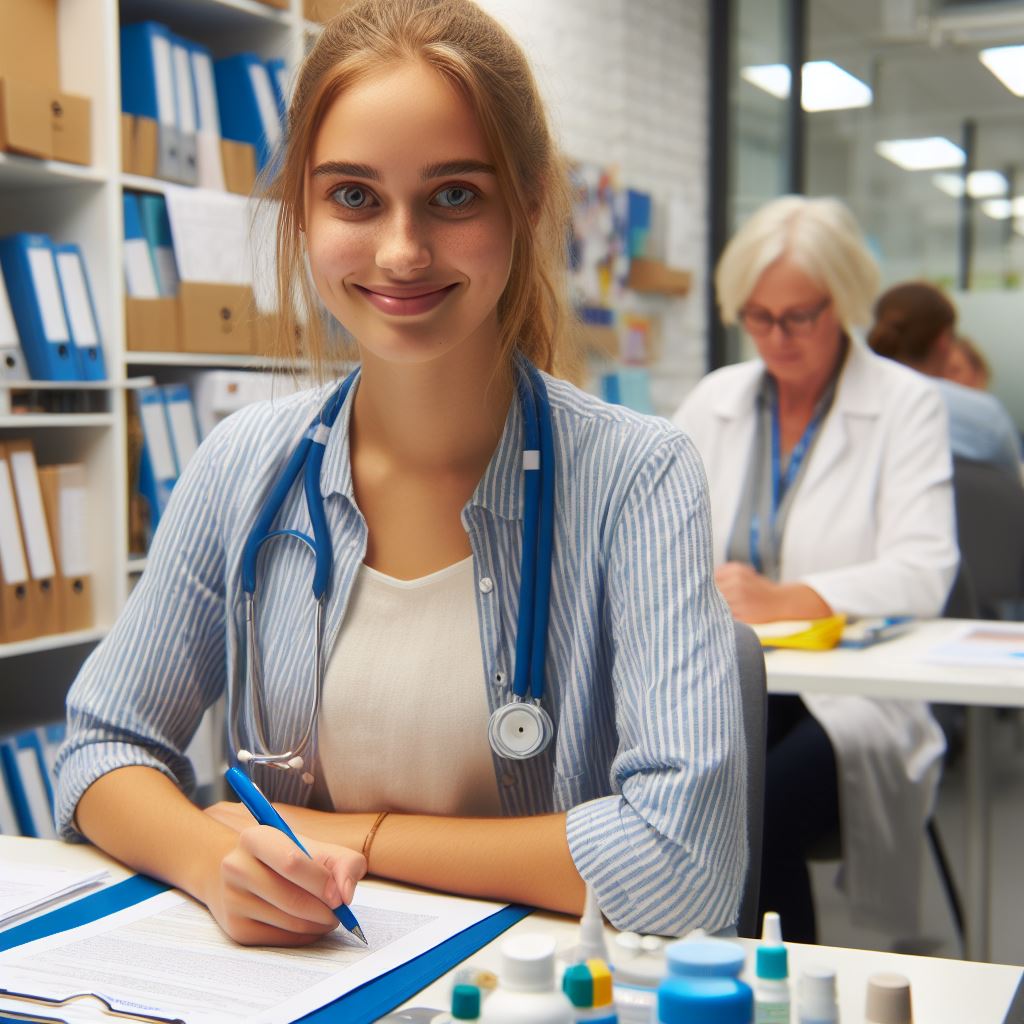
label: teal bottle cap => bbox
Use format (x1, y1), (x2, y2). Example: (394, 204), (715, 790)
(658, 977), (753, 1024)
(452, 983), (481, 1019)
(756, 944), (788, 981)
(563, 963), (594, 1008)
(666, 940), (746, 978)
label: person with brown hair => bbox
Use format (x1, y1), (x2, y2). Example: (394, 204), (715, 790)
(944, 334), (991, 391)
(55, 0), (745, 946)
(869, 282), (1021, 476)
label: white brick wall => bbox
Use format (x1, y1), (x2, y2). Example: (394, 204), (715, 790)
(478, 0), (709, 415)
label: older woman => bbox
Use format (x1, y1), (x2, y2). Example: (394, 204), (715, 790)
(673, 196), (958, 942)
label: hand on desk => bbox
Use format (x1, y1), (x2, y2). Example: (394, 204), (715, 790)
(201, 805), (366, 947)
(715, 562), (832, 624)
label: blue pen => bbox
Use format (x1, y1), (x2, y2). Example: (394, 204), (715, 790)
(224, 766), (368, 945)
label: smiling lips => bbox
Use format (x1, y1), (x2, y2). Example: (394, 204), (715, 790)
(355, 282), (458, 316)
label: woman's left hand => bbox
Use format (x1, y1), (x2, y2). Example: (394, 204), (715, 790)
(714, 561), (781, 623)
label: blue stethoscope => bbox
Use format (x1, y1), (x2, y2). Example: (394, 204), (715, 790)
(229, 358), (556, 784)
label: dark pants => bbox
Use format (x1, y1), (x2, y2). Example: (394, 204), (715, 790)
(757, 694), (840, 944)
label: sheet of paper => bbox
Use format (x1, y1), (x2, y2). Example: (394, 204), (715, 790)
(925, 622), (1024, 668)
(0, 865), (108, 926)
(0, 883), (505, 1024)
(163, 186), (252, 286)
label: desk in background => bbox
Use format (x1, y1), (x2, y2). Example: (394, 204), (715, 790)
(0, 837), (1021, 1024)
(764, 617), (1024, 963)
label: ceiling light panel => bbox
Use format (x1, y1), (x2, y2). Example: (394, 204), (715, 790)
(740, 61), (873, 111)
(979, 45), (1024, 96)
(932, 170), (1008, 199)
(875, 137), (966, 171)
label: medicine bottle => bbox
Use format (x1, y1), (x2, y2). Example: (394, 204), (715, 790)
(563, 959), (618, 1023)
(431, 984), (482, 1023)
(608, 931), (665, 1024)
(478, 934), (575, 1024)
(797, 964), (838, 1024)
(754, 913), (790, 1023)
(864, 972), (913, 1024)
(657, 940), (753, 1024)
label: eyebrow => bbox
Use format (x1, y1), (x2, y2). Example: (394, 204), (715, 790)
(311, 159), (497, 180)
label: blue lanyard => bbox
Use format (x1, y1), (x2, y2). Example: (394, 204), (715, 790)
(749, 399), (826, 574)
(241, 358), (553, 702)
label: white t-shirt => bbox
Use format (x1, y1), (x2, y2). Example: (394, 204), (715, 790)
(317, 555), (503, 817)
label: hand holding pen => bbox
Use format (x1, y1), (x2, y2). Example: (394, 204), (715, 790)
(219, 767), (368, 945)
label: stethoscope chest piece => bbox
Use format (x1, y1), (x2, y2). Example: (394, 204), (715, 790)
(488, 698), (554, 760)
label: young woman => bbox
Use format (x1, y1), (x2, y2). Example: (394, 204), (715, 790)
(57, 0), (745, 947)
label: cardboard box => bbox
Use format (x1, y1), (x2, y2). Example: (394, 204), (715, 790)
(179, 283), (254, 355)
(303, 0), (358, 23)
(0, 77), (52, 159)
(132, 116), (158, 178)
(221, 138), (257, 196)
(51, 92), (91, 165)
(0, 0), (59, 91)
(120, 113), (133, 171)
(251, 312), (282, 357)
(627, 258), (692, 296)
(125, 297), (179, 352)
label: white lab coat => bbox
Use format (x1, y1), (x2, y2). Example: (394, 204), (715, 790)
(673, 339), (958, 933)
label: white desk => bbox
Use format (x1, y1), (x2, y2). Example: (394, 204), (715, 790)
(0, 837), (1021, 1024)
(763, 617), (1024, 963)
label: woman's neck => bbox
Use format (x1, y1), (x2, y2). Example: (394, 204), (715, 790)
(351, 342), (514, 477)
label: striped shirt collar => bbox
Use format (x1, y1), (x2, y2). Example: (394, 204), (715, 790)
(315, 366), (528, 522)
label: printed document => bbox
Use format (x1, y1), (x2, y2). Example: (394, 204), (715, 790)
(0, 865), (108, 927)
(0, 882), (505, 1023)
(925, 622), (1024, 669)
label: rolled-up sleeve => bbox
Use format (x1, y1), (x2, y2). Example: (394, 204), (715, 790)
(565, 433), (747, 935)
(55, 419), (232, 839)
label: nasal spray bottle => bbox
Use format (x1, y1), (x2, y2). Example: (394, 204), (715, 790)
(479, 934), (574, 1024)
(754, 912), (791, 1024)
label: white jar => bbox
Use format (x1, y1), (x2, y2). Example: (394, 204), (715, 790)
(609, 932), (667, 1024)
(479, 934), (575, 1024)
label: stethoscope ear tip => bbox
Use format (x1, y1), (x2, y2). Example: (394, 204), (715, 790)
(237, 749), (254, 764)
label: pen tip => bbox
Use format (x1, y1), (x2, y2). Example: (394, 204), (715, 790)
(352, 925), (368, 945)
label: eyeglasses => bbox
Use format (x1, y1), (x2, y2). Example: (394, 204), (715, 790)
(738, 297), (831, 338)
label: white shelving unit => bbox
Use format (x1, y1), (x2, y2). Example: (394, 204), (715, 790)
(0, 0), (322, 734)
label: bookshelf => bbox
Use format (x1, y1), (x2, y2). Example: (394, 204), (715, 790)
(0, 0), (323, 737)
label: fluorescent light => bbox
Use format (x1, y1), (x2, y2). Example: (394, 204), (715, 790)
(741, 64), (791, 100)
(875, 137), (966, 171)
(932, 170), (1008, 199)
(740, 61), (873, 111)
(980, 45), (1024, 96)
(981, 196), (1024, 219)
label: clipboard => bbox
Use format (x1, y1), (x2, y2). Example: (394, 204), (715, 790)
(0, 875), (531, 1024)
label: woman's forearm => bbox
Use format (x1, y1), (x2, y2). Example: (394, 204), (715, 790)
(75, 765), (236, 901)
(283, 807), (586, 916)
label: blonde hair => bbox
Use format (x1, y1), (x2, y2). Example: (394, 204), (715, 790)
(263, 0), (574, 380)
(715, 196), (880, 332)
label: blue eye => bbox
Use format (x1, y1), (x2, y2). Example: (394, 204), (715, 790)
(434, 186), (476, 210)
(332, 185), (375, 210)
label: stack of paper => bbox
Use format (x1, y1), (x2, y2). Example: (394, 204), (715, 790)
(0, 864), (108, 927)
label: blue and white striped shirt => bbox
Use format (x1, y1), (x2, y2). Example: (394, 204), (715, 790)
(56, 372), (746, 935)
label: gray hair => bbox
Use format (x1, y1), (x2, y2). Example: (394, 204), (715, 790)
(715, 195), (880, 331)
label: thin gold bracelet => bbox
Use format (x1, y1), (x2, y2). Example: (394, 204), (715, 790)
(361, 811), (390, 870)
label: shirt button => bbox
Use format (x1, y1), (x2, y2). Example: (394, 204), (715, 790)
(478, 577), (494, 593)
(501, 772), (516, 789)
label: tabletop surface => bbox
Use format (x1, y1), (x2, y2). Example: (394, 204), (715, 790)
(0, 836), (1020, 1023)
(763, 617), (1024, 706)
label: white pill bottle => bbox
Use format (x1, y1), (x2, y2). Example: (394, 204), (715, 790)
(479, 934), (575, 1024)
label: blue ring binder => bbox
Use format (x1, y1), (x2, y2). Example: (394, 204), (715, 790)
(0, 874), (532, 1024)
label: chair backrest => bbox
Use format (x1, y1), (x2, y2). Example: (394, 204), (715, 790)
(951, 456), (1024, 617)
(733, 620), (767, 938)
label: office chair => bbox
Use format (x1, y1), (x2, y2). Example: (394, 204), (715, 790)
(733, 620), (767, 939)
(951, 456), (1024, 619)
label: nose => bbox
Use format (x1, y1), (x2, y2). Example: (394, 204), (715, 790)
(375, 208), (431, 277)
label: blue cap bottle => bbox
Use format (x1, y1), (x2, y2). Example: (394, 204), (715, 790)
(657, 940), (753, 1024)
